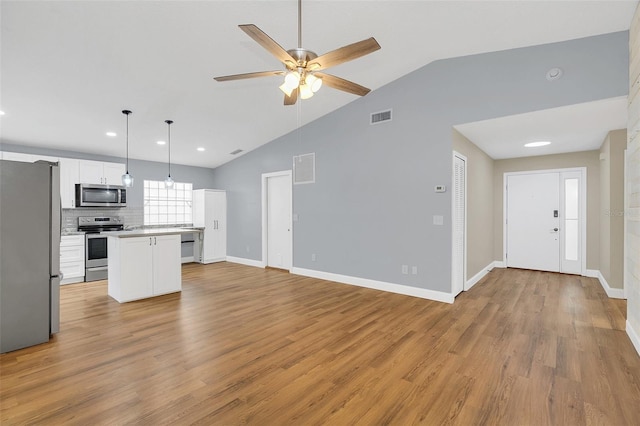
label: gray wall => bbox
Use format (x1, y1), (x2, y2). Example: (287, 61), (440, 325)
(212, 31), (629, 294)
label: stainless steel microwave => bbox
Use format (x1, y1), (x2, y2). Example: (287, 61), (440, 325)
(75, 184), (127, 207)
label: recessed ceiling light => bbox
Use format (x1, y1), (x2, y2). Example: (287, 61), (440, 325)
(156, 140), (166, 145)
(197, 147), (205, 152)
(0, 111), (5, 116)
(524, 141), (551, 148)
(106, 132), (117, 137)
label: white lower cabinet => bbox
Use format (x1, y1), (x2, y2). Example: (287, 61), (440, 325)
(60, 235), (85, 284)
(107, 234), (181, 303)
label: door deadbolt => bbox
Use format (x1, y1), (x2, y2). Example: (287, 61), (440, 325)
(553, 210), (558, 217)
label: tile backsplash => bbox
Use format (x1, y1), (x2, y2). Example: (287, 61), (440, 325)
(62, 207), (144, 231)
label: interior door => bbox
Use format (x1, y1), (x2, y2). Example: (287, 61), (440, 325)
(266, 174), (292, 270)
(506, 172), (560, 272)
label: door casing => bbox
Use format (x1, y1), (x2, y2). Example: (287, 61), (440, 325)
(503, 167), (586, 275)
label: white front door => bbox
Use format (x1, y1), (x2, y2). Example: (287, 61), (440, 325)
(264, 172), (292, 270)
(506, 170), (584, 274)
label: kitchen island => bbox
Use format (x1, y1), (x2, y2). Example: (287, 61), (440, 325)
(107, 228), (203, 303)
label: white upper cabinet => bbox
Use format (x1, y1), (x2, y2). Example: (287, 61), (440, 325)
(59, 158), (80, 208)
(78, 160), (125, 186)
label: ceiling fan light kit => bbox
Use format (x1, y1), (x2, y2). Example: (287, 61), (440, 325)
(214, 0), (380, 105)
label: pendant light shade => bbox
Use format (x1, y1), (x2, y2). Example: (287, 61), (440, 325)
(121, 110), (134, 187)
(164, 119), (174, 188)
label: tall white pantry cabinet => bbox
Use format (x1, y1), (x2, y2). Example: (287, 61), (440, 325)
(193, 189), (227, 263)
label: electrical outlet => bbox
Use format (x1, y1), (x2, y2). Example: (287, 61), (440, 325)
(412, 266), (418, 275)
(402, 265), (409, 274)
(311, 253), (316, 261)
(246, 245), (250, 253)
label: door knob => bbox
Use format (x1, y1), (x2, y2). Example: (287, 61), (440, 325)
(553, 228), (558, 232)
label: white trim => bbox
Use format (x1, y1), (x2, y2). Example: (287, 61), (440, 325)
(226, 256), (265, 268)
(596, 270), (626, 299)
(181, 256), (194, 264)
(291, 267), (455, 304)
(60, 277), (84, 285)
(627, 320), (640, 357)
(503, 167), (586, 275)
(261, 170), (293, 271)
(585, 269), (599, 278)
(452, 151), (467, 293)
(623, 148), (628, 299)
(493, 261), (506, 268)
(465, 261), (496, 291)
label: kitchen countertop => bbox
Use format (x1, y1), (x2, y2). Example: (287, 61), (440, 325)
(106, 227), (204, 238)
(61, 230), (85, 236)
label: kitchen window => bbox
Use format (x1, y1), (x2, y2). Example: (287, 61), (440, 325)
(144, 180), (193, 225)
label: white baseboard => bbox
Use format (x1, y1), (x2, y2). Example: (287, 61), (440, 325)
(494, 261), (506, 268)
(181, 256), (194, 264)
(585, 269), (599, 278)
(226, 256), (265, 268)
(291, 267), (454, 304)
(587, 270), (626, 299)
(465, 261), (497, 291)
(61, 277), (84, 285)
(627, 320), (640, 357)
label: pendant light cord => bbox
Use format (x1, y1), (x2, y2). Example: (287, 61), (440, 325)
(166, 120), (173, 178)
(122, 109), (132, 174)
(125, 113), (129, 173)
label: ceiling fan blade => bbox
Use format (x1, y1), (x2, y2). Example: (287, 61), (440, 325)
(307, 37), (381, 71)
(284, 87), (298, 106)
(239, 24), (297, 67)
(214, 70), (284, 82)
(315, 73), (371, 96)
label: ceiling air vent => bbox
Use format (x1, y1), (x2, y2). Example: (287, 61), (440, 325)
(293, 153), (315, 185)
(370, 109), (392, 125)
(230, 149), (243, 155)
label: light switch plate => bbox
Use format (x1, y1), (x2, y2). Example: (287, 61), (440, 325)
(435, 185), (446, 193)
(433, 215), (444, 225)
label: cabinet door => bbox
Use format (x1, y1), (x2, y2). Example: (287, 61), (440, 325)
(59, 158), (80, 208)
(119, 237), (154, 301)
(103, 162), (125, 186)
(79, 160), (105, 184)
(152, 235), (181, 295)
(211, 191), (227, 260)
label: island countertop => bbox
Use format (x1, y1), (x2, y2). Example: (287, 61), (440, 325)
(106, 227), (204, 238)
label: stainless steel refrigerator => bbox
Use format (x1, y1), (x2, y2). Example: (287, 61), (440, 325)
(0, 160), (61, 353)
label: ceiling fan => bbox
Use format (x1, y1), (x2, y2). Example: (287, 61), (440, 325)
(214, 0), (381, 105)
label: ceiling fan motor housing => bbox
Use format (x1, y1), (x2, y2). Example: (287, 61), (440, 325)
(286, 48), (318, 69)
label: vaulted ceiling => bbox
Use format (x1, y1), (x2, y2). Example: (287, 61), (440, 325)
(1, 1), (637, 168)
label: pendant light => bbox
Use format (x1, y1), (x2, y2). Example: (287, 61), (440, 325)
(164, 119), (174, 188)
(121, 110), (134, 187)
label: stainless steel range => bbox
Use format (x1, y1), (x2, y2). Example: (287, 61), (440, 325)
(78, 216), (124, 282)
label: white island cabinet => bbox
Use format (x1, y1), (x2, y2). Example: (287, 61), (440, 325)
(107, 233), (182, 303)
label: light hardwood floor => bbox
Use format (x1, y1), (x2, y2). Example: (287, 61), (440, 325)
(1, 263), (639, 425)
